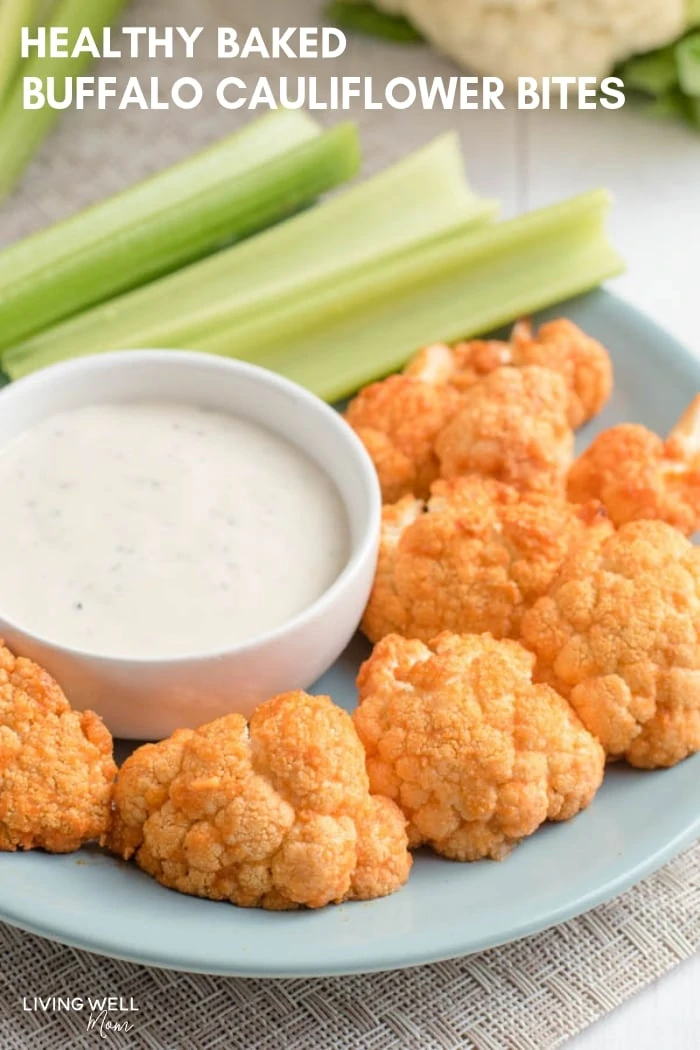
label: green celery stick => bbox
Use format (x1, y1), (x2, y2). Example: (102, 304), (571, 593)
(0, 0), (41, 108)
(4, 134), (497, 375)
(195, 190), (623, 402)
(0, 0), (129, 200)
(0, 115), (360, 350)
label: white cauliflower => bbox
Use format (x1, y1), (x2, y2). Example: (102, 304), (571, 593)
(374, 0), (688, 82)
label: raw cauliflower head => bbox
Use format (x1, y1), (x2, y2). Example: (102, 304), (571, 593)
(344, 348), (464, 503)
(0, 642), (115, 852)
(435, 364), (573, 493)
(109, 691), (411, 910)
(354, 632), (605, 861)
(375, 0), (687, 82)
(521, 521), (700, 768)
(362, 475), (612, 644)
(567, 396), (700, 536)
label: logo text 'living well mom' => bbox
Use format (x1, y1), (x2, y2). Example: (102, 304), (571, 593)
(22, 996), (139, 1038)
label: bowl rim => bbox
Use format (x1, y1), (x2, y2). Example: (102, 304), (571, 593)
(0, 349), (382, 666)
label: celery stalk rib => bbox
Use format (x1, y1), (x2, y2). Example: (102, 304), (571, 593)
(0, 0), (41, 109)
(194, 189), (623, 401)
(3, 134), (497, 375)
(0, 116), (360, 351)
(0, 0), (128, 201)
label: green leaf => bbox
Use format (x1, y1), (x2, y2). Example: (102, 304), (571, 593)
(617, 47), (678, 97)
(647, 87), (693, 120)
(325, 1), (423, 43)
(676, 32), (700, 95)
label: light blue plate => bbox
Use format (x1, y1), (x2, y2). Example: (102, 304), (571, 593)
(0, 289), (699, 976)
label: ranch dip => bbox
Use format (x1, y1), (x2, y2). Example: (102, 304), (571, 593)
(0, 402), (350, 658)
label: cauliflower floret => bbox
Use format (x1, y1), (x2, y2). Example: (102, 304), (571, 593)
(109, 691), (411, 910)
(0, 641), (115, 852)
(520, 521), (700, 768)
(408, 318), (612, 429)
(344, 348), (463, 503)
(347, 319), (610, 503)
(435, 364), (573, 494)
(568, 396), (700, 536)
(510, 320), (613, 430)
(404, 338), (512, 390)
(375, 0), (686, 83)
(354, 632), (605, 860)
(362, 476), (611, 644)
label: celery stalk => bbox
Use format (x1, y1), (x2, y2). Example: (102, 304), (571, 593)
(0, 0), (41, 108)
(0, 116), (360, 351)
(0, 0), (128, 200)
(194, 190), (623, 401)
(3, 134), (497, 375)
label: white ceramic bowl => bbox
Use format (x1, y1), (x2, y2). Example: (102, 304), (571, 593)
(0, 351), (381, 739)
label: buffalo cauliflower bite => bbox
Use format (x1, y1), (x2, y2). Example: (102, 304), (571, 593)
(567, 396), (700, 535)
(435, 364), (573, 494)
(109, 691), (411, 910)
(354, 632), (605, 861)
(0, 642), (115, 852)
(520, 521), (700, 769)
(346, 319), (610, 504)
(407, 318), (612, 429)
(344, 347), (463, 503)
(362, 476), (611, 645)
(510, 320), (613, 430)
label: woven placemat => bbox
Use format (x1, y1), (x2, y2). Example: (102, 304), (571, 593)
(1, 1), (699, 1046)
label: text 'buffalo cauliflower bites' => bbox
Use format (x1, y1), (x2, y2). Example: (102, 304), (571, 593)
(435, 365), (573, 494)
(344, 348), (463, 503)
(362, 475), (612, 645)
(0, 642), (115, 852)
(521, 521), (700, 769)
(354, 633), (605, 861)
(568, 396), (700, 536)
(109, 691), (411, 910)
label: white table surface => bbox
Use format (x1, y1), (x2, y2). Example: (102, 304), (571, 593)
(488, 102), (700, 1050)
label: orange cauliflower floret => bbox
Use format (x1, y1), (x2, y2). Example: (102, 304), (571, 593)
(362, 476), (612, 644)
(0, 641), (115, 852)
(521, 521), (700, 769)
(346, 318), (610, 504)
(354, 632), (605, 861)
(568, 396), (700, 536)
(344, 347), (463, 503)
(109, 691), (411, 910)
(509, 319), (612, 430)
(407, 318), (612, 429)
(435, 364), (573, 494)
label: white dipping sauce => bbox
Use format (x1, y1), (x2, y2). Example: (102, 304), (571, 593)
(0, 402), (350, 658)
